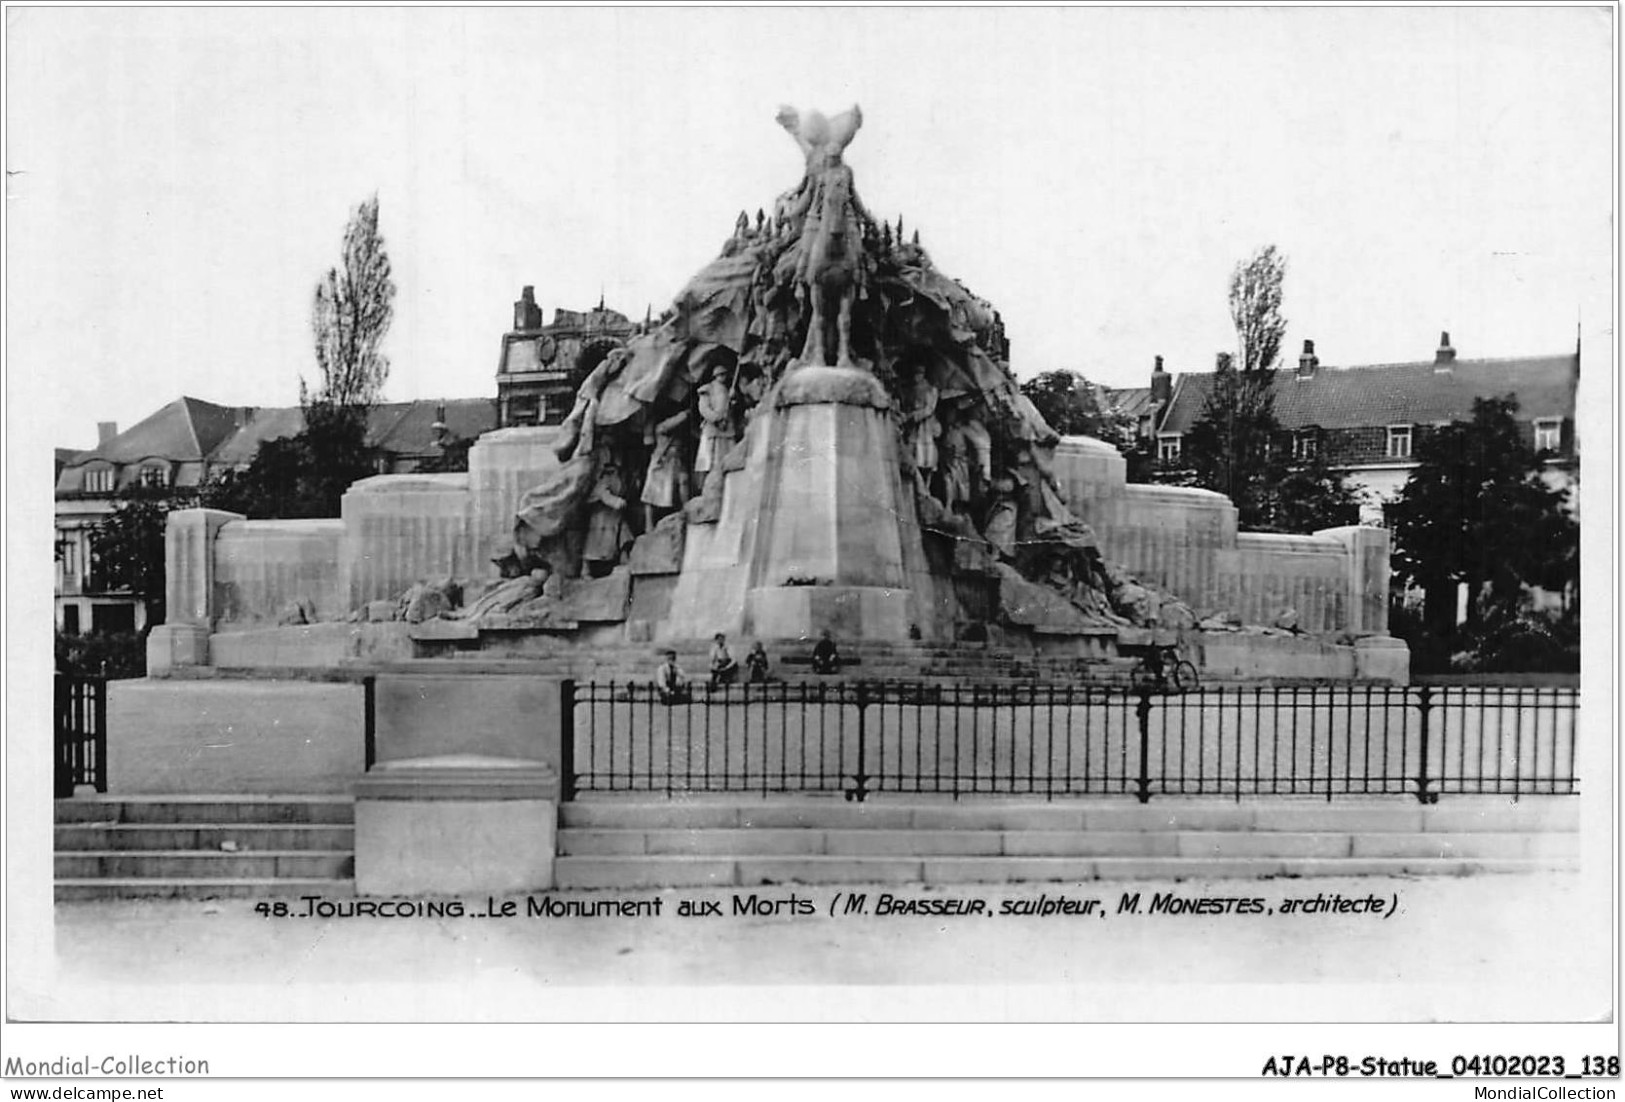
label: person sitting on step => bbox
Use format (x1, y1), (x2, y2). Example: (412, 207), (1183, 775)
(709, 633), (739, 689)
(745, 640), (771, 684)
(655, 649), (690, 704)
(811, 629), (841, 675)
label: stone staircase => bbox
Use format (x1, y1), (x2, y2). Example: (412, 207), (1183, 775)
(55, 796), (355, 901)
(554, 795), (1580, 889)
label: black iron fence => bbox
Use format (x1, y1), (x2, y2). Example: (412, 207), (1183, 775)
(566, 681), (1579, 804)
(55, 675), (108, 797)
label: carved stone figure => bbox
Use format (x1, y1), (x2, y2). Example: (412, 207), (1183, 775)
(640, 407), (691, 528)
(983, 475), (1020, 560)
(775, 105), (872, 368)
(694, 364), (735, 490)
(582, 459), (631, 574)
(898, 366), (941, 486)
(453, 567), (551, 622)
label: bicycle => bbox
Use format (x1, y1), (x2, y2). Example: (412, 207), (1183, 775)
(1130, 642), (1199, 695)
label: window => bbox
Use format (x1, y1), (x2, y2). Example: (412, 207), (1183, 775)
(61, 605), (81, 636)
(84, 467), (115, 493)
(1157, 433), (1182, 463)
(1386, 425), (1412, 460)
(58, 536), (78, 578)
(1534, 419), (1561, 453)
(1293, 430), (1319, 460)
(138, 464), (168, 488)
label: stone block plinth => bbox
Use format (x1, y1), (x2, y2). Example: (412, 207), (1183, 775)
(370, 673), (568, 781)
(145, 623), (211, 675)
(1354, 634), (1410, 684)
(354, 758), (557, 895)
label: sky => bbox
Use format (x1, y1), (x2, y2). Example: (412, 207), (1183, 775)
(6, 6), (1614, 450)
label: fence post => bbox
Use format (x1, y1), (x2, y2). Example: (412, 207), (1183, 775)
(1134, 689), (1154, 804)
(92, 677), (108, 794)
(53, 676), (71, 799)
(362, 675), (376, 772)
(847, 683), (871, 803)
(559, 679), (577, 802)
(1413, 686), (1438, 804)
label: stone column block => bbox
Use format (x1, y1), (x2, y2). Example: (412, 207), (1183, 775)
(164, 508), (243, 628)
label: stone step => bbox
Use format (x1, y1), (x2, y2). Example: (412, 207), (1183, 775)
(54, 878), (357, 902)
(54, 824), (355, 851)
(56, 851), (356, 879)
(553, 853), (1578, 890)
(55, 796), (355, 825)
(557, 826), (1576, 861)
(560, 797), (1581, 833)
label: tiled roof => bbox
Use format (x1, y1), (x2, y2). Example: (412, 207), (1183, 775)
(64, 397), (231, 467)
(205, 406), (306, 467)
(58, 397), (503, 492)
(1102, 386), (1157, 421)
(367, 399), (499, 455)
(1158, 353), (1578, 435)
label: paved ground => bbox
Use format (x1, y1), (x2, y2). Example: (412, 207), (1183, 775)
(14, 870), (1609, 1024)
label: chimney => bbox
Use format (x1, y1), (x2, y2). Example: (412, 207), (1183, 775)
(97, 421), (118, 445)
(1434, 330), (1456, 370)
(1296, 339), (1319, 379)
(1150, 354), (1172, 408)
(514, 286), (543, 331)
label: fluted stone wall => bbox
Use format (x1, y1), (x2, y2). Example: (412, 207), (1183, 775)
(468, 426), (566, 570)
(1052, 436), (1388, 636)
(339, 474), (475, 610)
(214, 519), (345, 625)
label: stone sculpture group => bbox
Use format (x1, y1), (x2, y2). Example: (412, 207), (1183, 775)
(429, 106), (1192, 637)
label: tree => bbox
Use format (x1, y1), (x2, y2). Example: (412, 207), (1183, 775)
(1229, 244), (1287, 375)
(1180, 246), (1360, 532)
(308, 193), (395, 414)
(1389, 395), (1578, 638)
(197, 435), (336, 520)
(1019, 370), (1139, 444)
(290, 194), (397, 515)
(88, 486), (187, 627)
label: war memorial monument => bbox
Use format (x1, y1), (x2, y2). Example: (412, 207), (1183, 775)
(73, 107), (1573, 899)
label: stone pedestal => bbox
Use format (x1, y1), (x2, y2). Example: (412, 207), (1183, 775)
(350, 673), (569, 896)
(354, 758), (557, 895)
(662, 364), (943, 642)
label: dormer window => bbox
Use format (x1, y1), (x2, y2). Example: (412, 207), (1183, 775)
(1157, 433), (1182, 463)
(1534, 419), (1562, 453)
(84, 467), (115, 494)
(1293, 428), (1319, 460)
(1386, 425), (1412, 460)
(138, 464), (168, 488)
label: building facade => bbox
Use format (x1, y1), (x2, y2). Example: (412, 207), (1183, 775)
(54, 396), (498, 635)
(495, 286), (636, 428)
(1140, 332), (1579, 526)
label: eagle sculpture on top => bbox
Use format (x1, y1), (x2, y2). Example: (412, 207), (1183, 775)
(773, 104), (874, 369)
